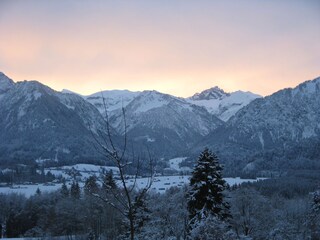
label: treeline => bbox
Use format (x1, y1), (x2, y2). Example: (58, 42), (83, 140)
(0, 176), (122, 239)
(0, 164), (56, 185)
(0, 174), (319, 239)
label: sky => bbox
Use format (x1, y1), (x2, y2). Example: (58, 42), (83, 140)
(0, 0), (319, 97)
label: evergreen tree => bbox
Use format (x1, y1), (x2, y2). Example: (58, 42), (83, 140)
(84, 176), (99, 195)
(103, 171), (117, 192)
(313, 189), (320, 214)
(70, 181), (81, 199)
(187, 148), (231, 236)
(310, 188), (320, 239)
(60, 182), (69, 198)
(133, 193), (151, 235)
(36, 187), (41, 196)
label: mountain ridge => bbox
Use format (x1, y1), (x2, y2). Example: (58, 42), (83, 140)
(77, 85), (261, 122)
(192, 76), (320, 175)
(1, 71), (319, 174)
(0, 75), (118, 164)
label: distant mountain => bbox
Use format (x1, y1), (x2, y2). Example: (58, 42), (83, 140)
(3, 71), (319, 174)
(195, 76), (320, 175)
(0, 73), (116, 164)
(189, 86), (229, 100)
(85, 90), (140, 115)
(187, 87), (261, 121)
(59, 85), (260, 158)
(64, 85), (260, 122)
(109, 90), (223, 157)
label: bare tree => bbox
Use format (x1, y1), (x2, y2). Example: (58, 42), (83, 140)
(90, 94), (154, 240)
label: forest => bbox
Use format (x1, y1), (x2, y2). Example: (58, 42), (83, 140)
(0, 150), (319, 240)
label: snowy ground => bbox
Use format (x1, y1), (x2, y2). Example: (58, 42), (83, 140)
(130, 176), (265, 194)
(0, 175), (265, 197)
(168, 157), (190, 172)
(0, 162), (266, 197)
(0, 183), (63, 197)
(44, 163), (119, 181)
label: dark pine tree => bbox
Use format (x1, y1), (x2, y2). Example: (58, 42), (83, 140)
(70, 181), (81, 199)
(187, 148), (231, 229)
(310, 188), (320, 239)
(84, 176), (99, 195)
(60, 182), (69, 198)
(313, 189), (320, 213)
(103, 170), (117, 192)
(35, 187), (41, 196)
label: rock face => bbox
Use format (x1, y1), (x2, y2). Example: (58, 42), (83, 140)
(197, 77), (320, 174)
(0, 73), (113, 163)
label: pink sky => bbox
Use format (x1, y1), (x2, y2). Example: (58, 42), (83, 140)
(0, 0), (319, 97)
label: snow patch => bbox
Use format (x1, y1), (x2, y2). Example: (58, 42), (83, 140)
(17, 107), (26, 119)
(302, 126), (316, 138)
(169, 157), (187, 171)
(258, 132), (264, 149)
(147, 137), (156, 142)
(33, 91), (42, 100)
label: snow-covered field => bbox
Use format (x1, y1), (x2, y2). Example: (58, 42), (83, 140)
(0, 175), (265, 197)
(0, 162), (266, 197)
(169, 157), (188, 171)
(0, 183), (63, 197)
(44, 163), (119, 181)
(132, 176), (265, 193)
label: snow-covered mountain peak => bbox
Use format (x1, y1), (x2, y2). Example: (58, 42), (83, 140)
(61, 89), (81, 95)
(11, 80), (57, 103)
(187, 88), (261, 121)
(139, 90), (172, 100)
(88, 89), (139, 99)
(190, 86), (229, 100)
(0, 72), (15, 93)
(85, 89), (140, 113)
(129, 90), (174, 113)
(19, 80), (54, 94)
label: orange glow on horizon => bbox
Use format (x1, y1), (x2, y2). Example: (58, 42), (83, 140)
(0, 0), (319, 97)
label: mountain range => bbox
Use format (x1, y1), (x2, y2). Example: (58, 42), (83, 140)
(0, 71), (319, 175)
(192, 77), (320, 175)
(0, 72), (115, 165)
